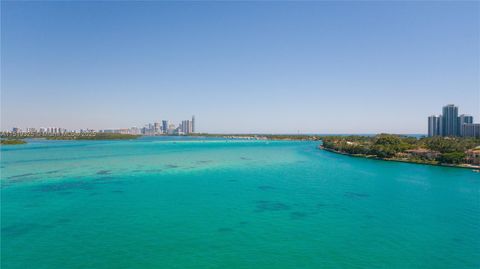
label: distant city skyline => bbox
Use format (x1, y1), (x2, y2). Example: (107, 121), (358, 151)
(4, 116), (196, 136)
(2, 1), (479, 134)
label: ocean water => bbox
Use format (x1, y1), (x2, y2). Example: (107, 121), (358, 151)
(1, 137), (479, 269)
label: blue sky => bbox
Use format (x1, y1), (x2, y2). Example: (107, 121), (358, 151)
(1, 1), (479, 134)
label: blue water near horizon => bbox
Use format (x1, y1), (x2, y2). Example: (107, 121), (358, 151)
(1, 137), (478, 268)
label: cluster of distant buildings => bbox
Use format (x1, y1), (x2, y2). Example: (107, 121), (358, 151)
(4, 116), (196, 136)
(101, 116), (196, 136)
(7, 109), (480, 139)
(428, 104), (479, 138)
(8, 127), (95, 135)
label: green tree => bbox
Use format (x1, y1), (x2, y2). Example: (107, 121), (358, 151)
(437, 152), (466, 164)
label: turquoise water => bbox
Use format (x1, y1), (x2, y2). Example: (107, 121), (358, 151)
(1, 137), (479, 268)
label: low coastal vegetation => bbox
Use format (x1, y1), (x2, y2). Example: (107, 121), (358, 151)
(1, 133), (140, 141)
(189, 133), (320, 141)
(45, 133), (141, 140)
(321, 134), (480, 168)
(0, 139), (27, 145)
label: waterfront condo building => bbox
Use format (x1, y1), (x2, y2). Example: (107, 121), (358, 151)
(154, 122), (161, 133)
(162, 120), (169, 134)
(459, 114), (474, 136)
(192, 115), (195, 133)
(428, 115), (442, 137)
(462, 123), (480, 138)
(428, 104), (478, 137)
(442, 104), (459, 136)
(181, 120), (192, 134)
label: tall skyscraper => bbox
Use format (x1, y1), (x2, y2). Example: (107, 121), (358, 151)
(442, 104), (459, 136)
(428, 115), (442, 137)
(180, 120), (191, 134)
(162, 120), (169, 134)
(154, 122), (160, 134)
(192, 115), (195, 133)
(179, 119), (192, 134)
(459, 114), (474, 137)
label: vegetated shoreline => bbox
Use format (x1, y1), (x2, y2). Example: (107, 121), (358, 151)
(0, 133), (318, 145)
(0, 139), (27, 145)
(0, 133), (141, 145)
(45, 133), (141, 140)
(320, 146), (480, 170)
(319, 134), (480, 171)
(188, 133), (321, 141)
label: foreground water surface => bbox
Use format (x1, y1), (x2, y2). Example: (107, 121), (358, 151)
(1, 137), (479, 268)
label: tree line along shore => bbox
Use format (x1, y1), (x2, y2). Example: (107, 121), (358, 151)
(0, 133), (141, 143)
(0, 139), (27, 145)
(189, 133), (321, 140)
(320, 134), (480, 169)
(0, 133), (318, 147)
(1, 132), (317, 142)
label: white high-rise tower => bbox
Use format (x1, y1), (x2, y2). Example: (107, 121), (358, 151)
(192, 115), (195, 133)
